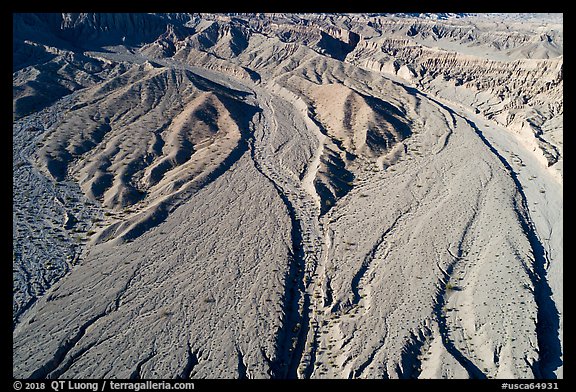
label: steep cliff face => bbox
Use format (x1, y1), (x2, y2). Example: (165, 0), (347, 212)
(344, 14), (563, 180)
(57, 13), (170, 46)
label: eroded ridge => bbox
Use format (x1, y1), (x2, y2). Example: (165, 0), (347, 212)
(13, 12), (562, 379)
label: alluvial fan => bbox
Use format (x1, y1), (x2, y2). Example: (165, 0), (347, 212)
(13, 12), (562, 379)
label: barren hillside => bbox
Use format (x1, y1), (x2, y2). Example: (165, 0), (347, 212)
(13, 12), (562, 379)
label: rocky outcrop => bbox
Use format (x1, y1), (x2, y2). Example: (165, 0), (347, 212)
(344, 15), (563, 179)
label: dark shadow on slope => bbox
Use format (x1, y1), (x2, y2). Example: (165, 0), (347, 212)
(117, 95), (260, 243)
(248, 150), (309, 379)
(55, 13), (170, 50)
(45, 151), (73, 182)
(184, 69), (252, 99)
(314, 147), (355, 215)
(176, 344), (198, 379)
(316, 30), (360, 61)
(28, 310), (109, 379)
(13, 39), (57, 72)
(13, 81), (71, 120)
(242, 66), (261, 83)
(464, 118), (563, 379)
(434, 259), (488, 379)
(402, 80), (562, 377)
(13, 50), (114, 119)
(362, 94), (413, 140)
(349, 213), (403, 308)
(245, 114), (310, 379)
(227, 24), (251, 57)
(71, 122), (112, 156)
(397, 328), (432, 379)
(236, 347), (248, 379)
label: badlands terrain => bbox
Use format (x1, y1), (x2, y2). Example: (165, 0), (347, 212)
(13, 13), (562, 379)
